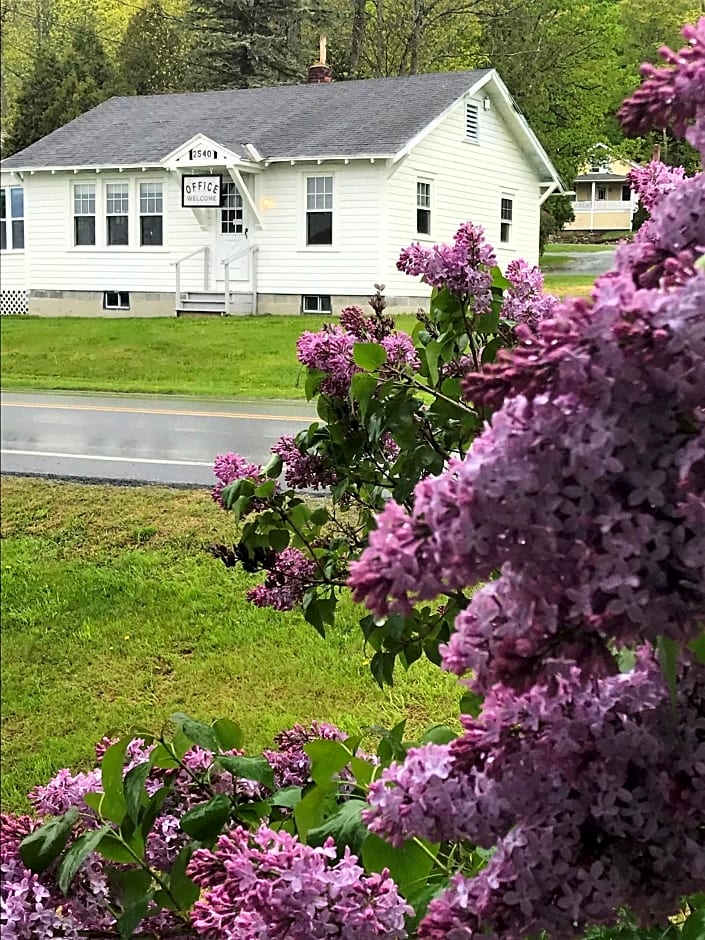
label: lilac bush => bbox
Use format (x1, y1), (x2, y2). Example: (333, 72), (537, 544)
(348, 18), (705, 938)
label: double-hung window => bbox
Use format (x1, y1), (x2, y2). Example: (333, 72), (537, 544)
(1, 187), (24, 250)
(500, 197), (513, 243)
(306, 175), (333, 245)
(139, 181), (163, 246)
(74, 183), (96, 246)
(416, 180), (431, 235)
(106, 182), (129, 246)
(221, 181), (243, 234)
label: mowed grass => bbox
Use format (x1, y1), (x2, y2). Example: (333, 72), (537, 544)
(0, 477), (461, 813)
(1, 315), (412, 400)
(542, 273), (596, 297)
(544, 243), (615, 253)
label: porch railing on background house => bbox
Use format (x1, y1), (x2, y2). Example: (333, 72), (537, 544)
(172, 246), (210, 300)
(572, 200), (633, 212)
(222, 244), (259, 316)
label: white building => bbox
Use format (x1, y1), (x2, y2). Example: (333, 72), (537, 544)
(0, 67), (564, 317)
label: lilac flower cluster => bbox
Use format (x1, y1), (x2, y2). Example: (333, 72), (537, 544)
(264, 720), (347, 788)
(340, 304), (394, 342)
(380, 332), (421, 372)
(350, 22), (705, 938)
(187, 825), (411, 939)
(397, 221), (496, 309)
(297, 324), (358, 397)
(246, 547), (318, 611)
(271, 434), (338, 489)
(619, 17), (705, 155)
(502, 259), (558, 328)
(366, 655), (705, 939)
(212, 452), (267, 509)
(629, 160), (687, 212)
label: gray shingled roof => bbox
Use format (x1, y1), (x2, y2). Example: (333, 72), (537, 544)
(2, 70), (491, 169)
(575, 173), (630, 183)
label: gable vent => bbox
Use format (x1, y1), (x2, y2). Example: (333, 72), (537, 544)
(465, 102), (479, 142)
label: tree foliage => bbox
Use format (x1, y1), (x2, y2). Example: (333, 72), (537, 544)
(119, 0), (188, 96)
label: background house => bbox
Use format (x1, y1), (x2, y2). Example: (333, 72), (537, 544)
(564, 144), (638, 238)
(0, 66), (564, 318)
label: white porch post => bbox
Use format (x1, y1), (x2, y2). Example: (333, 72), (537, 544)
(590, 181), (596, 231)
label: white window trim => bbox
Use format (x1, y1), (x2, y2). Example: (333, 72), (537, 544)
(72, 180), (98, 249)
(0, 185), (25, 253)
(138, 179), (165, 248)
(299, 170), (338, 251)
(302, 294), (332, 314)
(66, 175), (169, 252)
(105, 180), (130, 247)
(416, 177), (433, 237)
(499, 193), (514, 246)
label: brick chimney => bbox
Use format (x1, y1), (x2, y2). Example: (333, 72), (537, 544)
(308, 35), (332, 83)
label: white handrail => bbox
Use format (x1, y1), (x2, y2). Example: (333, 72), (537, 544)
(223, 244), (259, 316)
(172, 246), (210, 303)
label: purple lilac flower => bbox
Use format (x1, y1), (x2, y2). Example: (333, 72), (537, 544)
(28, 768), (101, 818)
(629, 160), (688, 212)
(365, 656), (705, 939)
(247, 547), (317, 611)
(619, 18), (705, 156)
(297, 324), (358, 397)
(380, 333), (420, 371)
(187, 825), (411, 939)
(503, 259), (558, 328)
(271, 435), (337, 489)
(397, 222), (496, 311)
(339, 304), (393, 342)
(212, 452), (267, 509)
(264, 721), (348, 788)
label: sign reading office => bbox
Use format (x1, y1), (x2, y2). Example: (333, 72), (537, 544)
(182, 175), (222, 208)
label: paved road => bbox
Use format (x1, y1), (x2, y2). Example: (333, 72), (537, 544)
(547, 248), (616, 276)
(0, 391), (318, 486)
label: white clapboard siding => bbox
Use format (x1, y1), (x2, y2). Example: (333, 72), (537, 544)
(255, 162), (384, 296)
(0, 171), (28, 292)
(383, 94), (541, 296)
(19, 170), (215, 294)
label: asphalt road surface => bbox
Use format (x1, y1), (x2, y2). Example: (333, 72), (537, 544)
(0, 392), (318, 486)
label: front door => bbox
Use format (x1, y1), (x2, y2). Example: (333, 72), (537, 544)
(215, 180), (249, 286)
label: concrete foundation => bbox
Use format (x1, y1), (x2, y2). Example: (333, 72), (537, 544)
(27, 290), (431, 317)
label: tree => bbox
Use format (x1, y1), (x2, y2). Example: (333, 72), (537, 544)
(188, 0), (319, 89)
(119, 0), (187, 95)
(3, 45), (67, 155)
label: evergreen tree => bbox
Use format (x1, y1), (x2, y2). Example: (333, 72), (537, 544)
(4, 46), (67, 155)
(189, 0), (313, 89)
(53, 23), (116, 125)
(119, 0), (187, 96)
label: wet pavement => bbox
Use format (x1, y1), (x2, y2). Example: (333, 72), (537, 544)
(0, 391), (318, 486)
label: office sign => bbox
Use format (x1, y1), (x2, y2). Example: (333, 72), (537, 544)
(182, 175), (222, 207)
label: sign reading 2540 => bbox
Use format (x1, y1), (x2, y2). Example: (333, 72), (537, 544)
(182, 175), (222, 208)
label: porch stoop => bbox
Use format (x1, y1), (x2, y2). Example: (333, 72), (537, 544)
(175, 291), (254, 317)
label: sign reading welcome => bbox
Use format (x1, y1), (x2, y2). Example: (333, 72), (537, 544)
(182, 175), (222, 208)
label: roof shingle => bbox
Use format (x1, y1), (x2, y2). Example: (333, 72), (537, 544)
(2, 70), (491, 169)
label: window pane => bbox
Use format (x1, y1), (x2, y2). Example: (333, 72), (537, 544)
(501, 198), (513, 221)
(11, 220), (24, 249)
(140, 182), (162, 214)
(106, 183), (129, 215)
(500, 222), (510, 243)
(417, 208), (431, 235)
(141, 215), (163, 246)
(306, 177), (333, 211)
(1, 190), (6, 220)
(417, 182), (431, 208)
(10, 187), (24, 218)
(1, 221), (6, 251)
(622, 184), (631, 201)
(306, 211), (332, 245)
(108, 215), (129, 246)
(74, 184), (95, 215)
(75, 216), (96, 246)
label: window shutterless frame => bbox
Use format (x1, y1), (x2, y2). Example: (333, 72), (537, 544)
(73, 182), (97, 246)
(139, 181), (163, 246)
(416, 180), (431, 235)
(500, 196), (513, 244)
(0, 186), (25, 251)
(106, 182), (129, 246)
(305, 175), (333, 246)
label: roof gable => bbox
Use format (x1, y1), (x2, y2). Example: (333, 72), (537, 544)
(162, 133), (246, 168)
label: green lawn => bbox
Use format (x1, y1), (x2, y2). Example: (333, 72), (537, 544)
(543, 243), (614, 253)
(0, 315), (413, 399)
(542, 273), (595, 297)
(539, 253), (574, 270)
(0, 477), (461, 813)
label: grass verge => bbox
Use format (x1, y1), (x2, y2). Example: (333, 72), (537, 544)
(0, 477), (461, 812)
(543, 243), (614, 253)
(0, 315), (413, 400)
(542, 273), (596, 297)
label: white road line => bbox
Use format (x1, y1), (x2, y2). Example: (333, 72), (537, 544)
(1, 449), (212, 468)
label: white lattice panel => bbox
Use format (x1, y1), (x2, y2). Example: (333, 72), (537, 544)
(0, 290), (29, 315)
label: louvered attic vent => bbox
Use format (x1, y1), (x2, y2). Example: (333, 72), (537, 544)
(466, 102), (479, 142)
